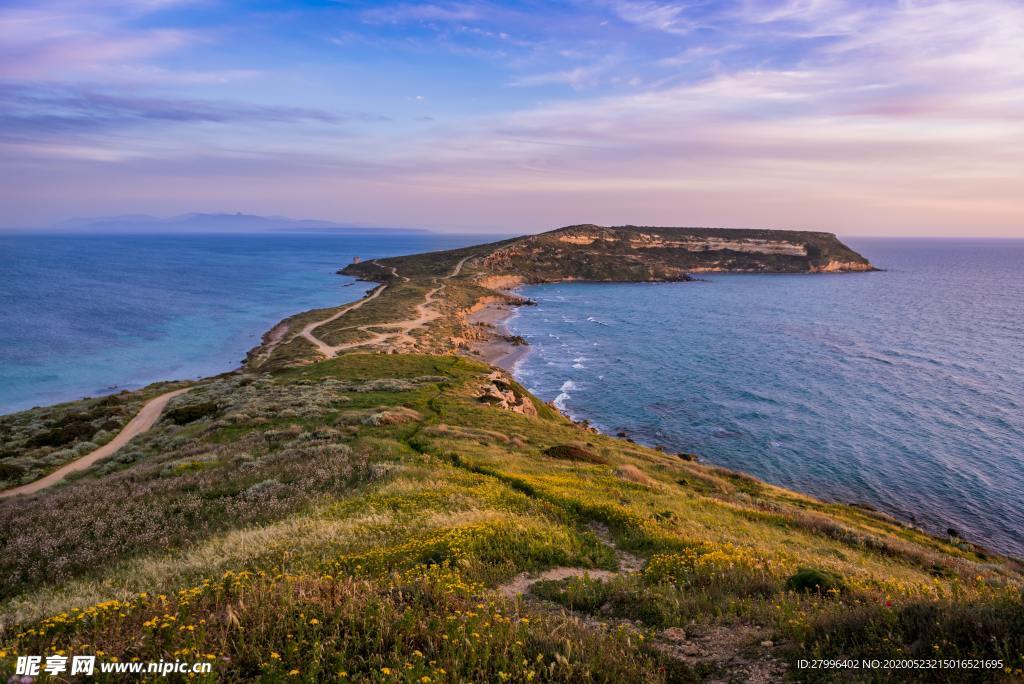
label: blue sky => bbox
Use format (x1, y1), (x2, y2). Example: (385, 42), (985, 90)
(2, 0), (1023, 235)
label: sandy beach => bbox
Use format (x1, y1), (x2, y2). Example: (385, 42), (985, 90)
(467, 301), (531, 372)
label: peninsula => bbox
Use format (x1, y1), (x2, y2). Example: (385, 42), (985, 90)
(247, 225), (875, 371)
(2, 226), (1021, 683)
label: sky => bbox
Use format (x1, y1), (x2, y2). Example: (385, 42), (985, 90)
(2, 0), (1023, 236)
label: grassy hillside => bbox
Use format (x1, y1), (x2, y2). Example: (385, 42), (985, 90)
(0, 354), (1021, 682)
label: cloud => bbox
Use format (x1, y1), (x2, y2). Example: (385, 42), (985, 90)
(0, 0), (220, 82)
(361, 2), (480, 24)
(603, 1), (697, 35)
(3, 0), (1023, 234)
(0, 84), (380, 141)
(344, 0), (1024, 232)
(510, 64), (609, 90)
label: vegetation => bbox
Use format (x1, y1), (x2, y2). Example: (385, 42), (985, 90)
(1, 229), (1017, 682)
(0, 386), (187, 489)
(1, 353), (1020, 681)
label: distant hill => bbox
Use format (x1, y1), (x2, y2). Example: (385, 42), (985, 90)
(343, 224), (874, 286)
(43, 213), (429, 234)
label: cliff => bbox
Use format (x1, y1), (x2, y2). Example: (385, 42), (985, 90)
(342, 225), (875, 285)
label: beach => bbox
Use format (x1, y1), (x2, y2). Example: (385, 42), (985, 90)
(467, 300), (531, 372)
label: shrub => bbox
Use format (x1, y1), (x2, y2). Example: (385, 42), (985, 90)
(786, 567), (845, 594)
(0, 462), (25, 480)
(26, 421), (95, 447)
(165, 401), (221, 425)
(544, 444), (607, 464)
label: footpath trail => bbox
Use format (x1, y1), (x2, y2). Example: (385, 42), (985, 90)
(0, 388), (190, 499)
(496, 523), (787, 682)
(298, 282), (389, 358)
(302, 255), (472, 359)
(496, 522), (643, 599)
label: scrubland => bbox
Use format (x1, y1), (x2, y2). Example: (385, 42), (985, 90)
(1, 354), (1020, 682)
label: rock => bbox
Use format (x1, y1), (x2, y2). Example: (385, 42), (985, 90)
(477, 371), (537, 417)
(760, 640), (773, 648)
(661, 627), (687, 641)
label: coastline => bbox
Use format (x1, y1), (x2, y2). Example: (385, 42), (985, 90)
(467, 300), (531, 372)
(9, 230), (1004, 556)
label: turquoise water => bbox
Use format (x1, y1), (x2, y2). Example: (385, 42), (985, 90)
(509, 239), (1024, 557)
(0, 232), (482, 414)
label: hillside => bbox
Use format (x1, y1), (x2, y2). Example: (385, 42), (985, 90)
(2, 227), (1021, 683)
(344, 225), (874, 285)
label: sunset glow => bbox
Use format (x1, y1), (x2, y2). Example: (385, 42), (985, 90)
(3, 0), (1023, 235)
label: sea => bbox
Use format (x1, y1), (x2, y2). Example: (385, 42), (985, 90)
(508, 239), (1024, 558)
(1, 234), (1021, 557)
(0, 232), (484, 414)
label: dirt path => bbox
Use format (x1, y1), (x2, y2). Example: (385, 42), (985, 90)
(299, 283), (388, 358)
(498, 567), (618, 599)
(495, 522), (786, 682)
(496, 522), (643, 599)
(0, 388), (191, 499)
(302, 255), (472, 359)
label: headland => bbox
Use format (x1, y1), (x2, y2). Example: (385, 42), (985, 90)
(1, 225), (1021, 682)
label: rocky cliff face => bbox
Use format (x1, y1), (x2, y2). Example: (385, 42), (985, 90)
(477, 225), (874, 282)
(340, 224), (874, 286)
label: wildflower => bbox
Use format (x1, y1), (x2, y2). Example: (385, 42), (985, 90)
(270, 652), (281, 660)
(309, 618), (320, 625)
(288, 669), (300, 676)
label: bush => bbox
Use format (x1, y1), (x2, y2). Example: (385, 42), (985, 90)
(165, 401), (221, 425)
(26, 421), (95, 448)
(786, 567), (845, 594)
(0, 462), (25, 479)
(544, 444), (607, 464)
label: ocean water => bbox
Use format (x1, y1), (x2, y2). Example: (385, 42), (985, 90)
(0, 232), (481, 414)
(509, 239), (1024, 558)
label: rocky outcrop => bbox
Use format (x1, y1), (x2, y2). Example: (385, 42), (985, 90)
(477, 371), (537, 416)
(810, 260), (877, 273)
(470, 225), (873, 283)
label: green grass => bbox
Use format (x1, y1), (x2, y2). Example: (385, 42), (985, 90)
(0, 353), (1020, 682)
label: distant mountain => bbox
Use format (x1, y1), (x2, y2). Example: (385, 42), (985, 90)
(45, 213), (429, 234)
